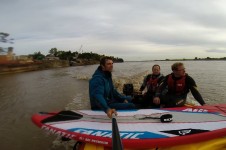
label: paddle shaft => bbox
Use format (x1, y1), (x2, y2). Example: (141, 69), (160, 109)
(112, 113), (123, 150)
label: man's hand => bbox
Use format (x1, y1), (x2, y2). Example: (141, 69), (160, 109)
(124, 99), (128, 103)
(153, 97), (161, 105)
(107, 108), (117, 118)
(138, 90), (143, 95)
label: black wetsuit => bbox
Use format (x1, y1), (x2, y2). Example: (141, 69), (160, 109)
(155, 73), (205, 107)
(139, 74), (164, 108)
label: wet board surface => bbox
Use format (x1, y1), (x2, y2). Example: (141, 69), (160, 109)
(31, 104), (226, 148)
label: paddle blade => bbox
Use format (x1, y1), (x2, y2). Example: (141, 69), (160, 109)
(41, 111), (83, 123)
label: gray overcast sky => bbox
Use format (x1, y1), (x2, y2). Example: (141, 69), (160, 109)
(1, 0), (226, 61)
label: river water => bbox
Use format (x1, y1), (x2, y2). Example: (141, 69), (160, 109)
(0, 61), (226, 150)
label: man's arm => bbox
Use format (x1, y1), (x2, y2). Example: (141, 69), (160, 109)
(155, 76), (168, 97)
(187, 76), (206, 105)
(139, 75), (148, 91)
(158, 75), (165, 84)
(113, 89), (132, 102)
(153, 76), (168, 105)
(90, 77), (110, 112)
(90, 79), (118, 118)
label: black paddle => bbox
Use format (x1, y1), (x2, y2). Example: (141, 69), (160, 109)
(112, 113), (123, 150)
(40, 111), (83, 123)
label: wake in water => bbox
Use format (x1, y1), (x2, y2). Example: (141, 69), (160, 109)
(113, 71), (149, 93)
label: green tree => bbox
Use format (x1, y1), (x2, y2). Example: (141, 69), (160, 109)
(32, 51), (45, 60)
(0, 32), (14, 54)
(49, 48), (58, 56)
(46, 48), (124, 63)
(58, 50), (74, 61)
(0, 32), (14, 44)
(78, 52), (102, 61)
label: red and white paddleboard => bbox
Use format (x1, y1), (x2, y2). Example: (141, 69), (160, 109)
(31, 104), (226, 149)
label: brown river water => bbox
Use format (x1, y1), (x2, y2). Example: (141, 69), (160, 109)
(0, 61), (226, 150)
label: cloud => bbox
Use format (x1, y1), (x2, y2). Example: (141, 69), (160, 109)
(1, 0), (226, 60)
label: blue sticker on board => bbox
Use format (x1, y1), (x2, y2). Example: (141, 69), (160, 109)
(68, 128), (168, 139)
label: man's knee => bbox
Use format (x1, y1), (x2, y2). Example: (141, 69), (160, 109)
(126, 103), (136, 109)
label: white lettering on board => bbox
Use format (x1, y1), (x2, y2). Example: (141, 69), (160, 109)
(91, 131), (109, 136)
(182, 108), (208, 113)
(130, 133), (144, 139)
(73, 128), (144, 139)
(41, 125), (75, 139)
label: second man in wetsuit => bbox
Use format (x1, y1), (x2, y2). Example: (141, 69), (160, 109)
(153, 62), (206, 107)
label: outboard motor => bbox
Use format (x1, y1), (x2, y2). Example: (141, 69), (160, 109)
(123, 84), (134, 96)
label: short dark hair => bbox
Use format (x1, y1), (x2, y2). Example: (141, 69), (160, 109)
(100, 56), (113, 66)
(171, 62), (184, 71)
(152, 64), (160, 70)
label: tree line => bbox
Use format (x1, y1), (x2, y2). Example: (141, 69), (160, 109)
(0, 32), (14, 53)
(163, 57), (226, 61)
(1, 32), (124, 62)
(30, 48), (124, 62)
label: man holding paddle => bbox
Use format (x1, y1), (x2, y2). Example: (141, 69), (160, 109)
(89, 56), (136, 118)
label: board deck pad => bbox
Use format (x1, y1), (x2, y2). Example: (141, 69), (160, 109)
(32, 104), (226, 148)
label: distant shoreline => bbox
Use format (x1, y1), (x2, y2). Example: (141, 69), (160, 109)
(0, 59), (122, 75)
(1, 58), (226, 75)
(125, 59), (226, 62)
(0, 60), (69, 75)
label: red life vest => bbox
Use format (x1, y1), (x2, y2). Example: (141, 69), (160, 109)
(147, 75), (162, 93)
(167, 74), (186, 95)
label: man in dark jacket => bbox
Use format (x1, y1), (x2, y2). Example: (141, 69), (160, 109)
(89, 56), (136, 118)
(153, 62), (206, 107)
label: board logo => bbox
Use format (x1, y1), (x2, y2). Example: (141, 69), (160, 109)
(178, 129), (191, 135)
(182, 108), (208, 113)
(41, 125), (75, 139)
(69, 128), (168, 139)
(161, 128), (209, 136)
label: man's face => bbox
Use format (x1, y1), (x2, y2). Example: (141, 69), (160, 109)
(102, 59), (113, 72)
(152, 66), (160, 75)
(173, 65), (185, 77)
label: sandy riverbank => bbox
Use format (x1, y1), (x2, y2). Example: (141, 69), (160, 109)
(0, 59), (100, 75)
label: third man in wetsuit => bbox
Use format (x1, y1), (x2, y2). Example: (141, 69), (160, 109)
(153, 62), (206, 107)
(139, 64), (164, 108)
